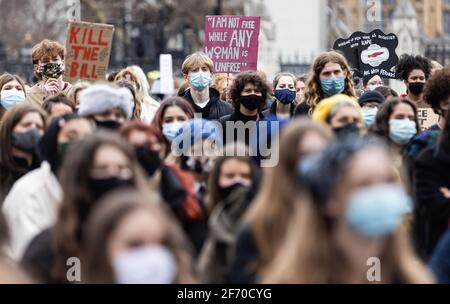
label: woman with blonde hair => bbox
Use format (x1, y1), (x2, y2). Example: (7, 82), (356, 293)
(294, 51), (356, 117)
(228, 119), (333, 283)
(261, 136), (434, 284)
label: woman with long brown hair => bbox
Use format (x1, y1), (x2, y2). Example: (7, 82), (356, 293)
(0, 104), (46, 203)
(262, 136), (434, 283)
(21, 131), (151, 283)
(294, 51), (356, 117)
(82, 189), (195, 283)
(228, 119), (333, 283)
(0, 73), (27, 121)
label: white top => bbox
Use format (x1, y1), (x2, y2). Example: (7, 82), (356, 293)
(2, 161), (63, 261)
(195, 99), (210, 109)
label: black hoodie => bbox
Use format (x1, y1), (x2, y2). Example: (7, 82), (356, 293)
(182, 88), (233, 121)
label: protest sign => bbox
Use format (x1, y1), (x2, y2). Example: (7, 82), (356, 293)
(417, 108), (440, 131)
(64, 21), (114, 83)
(159, 54), (174, 95)
(204, 15), (260, 74)
(333, 29), (398, 82)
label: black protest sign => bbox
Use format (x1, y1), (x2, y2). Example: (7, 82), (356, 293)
(333, 29), (398, 82)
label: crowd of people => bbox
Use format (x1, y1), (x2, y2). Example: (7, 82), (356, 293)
(0, 37), (450, 284)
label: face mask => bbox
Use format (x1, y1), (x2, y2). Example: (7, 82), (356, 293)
(321, 76), (345, 96)
(1, 89), (25, 110)
(218, 182), (250, 200)
(274, 89), (296, 104)
(189, 72), (212, 91)
(39, 62), (65, 79)
(58, 141), (73, 160)
(113, 245), (177, 284)
(333, 123), (360, 138)
(362, 108), (378, 127)
(239, 94), (264, 111)
(408, 82), (425, 96)
(162, 122), (185, 142)
(346, 183), (412, 238)
(11, 128), (41, 154)
(88, 176), (134, 201)
(366, 84), (381, 91)
(95, 120), (122, 131)
(389, 119), (417, 145)
(135, 145), (161, 177)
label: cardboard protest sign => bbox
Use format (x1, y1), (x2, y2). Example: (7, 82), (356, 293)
(333, 29), (398, 82)
(204, 16), (260, 74)
(417, 108), (440, 131)
(64, 21), (114, 83)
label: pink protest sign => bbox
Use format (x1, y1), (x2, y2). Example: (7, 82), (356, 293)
(204, 15), (260, 74)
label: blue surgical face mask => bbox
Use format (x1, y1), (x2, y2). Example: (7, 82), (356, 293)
(320, 76), (345, 96)
(1, 89), (25, 110)
(162, 121), (186, 142)
(362, 107), (378, 127)
(389, 119), (417, 145)
(275, 88), (296, 104)
(189, 71), (212, 91)
(346, 183), (412, 239)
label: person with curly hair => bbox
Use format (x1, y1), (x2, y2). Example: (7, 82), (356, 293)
(294, 51), (357, 117)
(395, 54), (432, 108)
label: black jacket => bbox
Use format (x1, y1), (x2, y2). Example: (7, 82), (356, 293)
(293, 102), (311, 117)
(227, 225), (257, 284)
(262, 100), (296, 118)
(413, 131), (450, 261)
(182, 88), (233, 121)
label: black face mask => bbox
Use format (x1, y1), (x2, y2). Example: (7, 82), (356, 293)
(135, 145), (161, 177)
(88, 176), (134, 201)
(333, 123), (360, 138)
(11, 128), (41, 154)
(408, 82), (425, 96)
(94, 120), (122, 131)
(239, 95), (264, 111)
(218, 182), (249, 200)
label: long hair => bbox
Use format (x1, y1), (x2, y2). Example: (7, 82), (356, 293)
(261, 144), (434, 283)
(82, 189), (195, 283)
(205, 143), (260, 213)
(368, 97), (421, 144)
(51, 131), (151, 282)
(244, 119), (333, 273)
(304, 51), (356, 113)
(0, 104), (46, 201)
(115, 79), (142, 120)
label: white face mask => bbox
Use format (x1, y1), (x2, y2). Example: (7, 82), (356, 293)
(113, 245), (177, 284)
(367, 84), (381, 91)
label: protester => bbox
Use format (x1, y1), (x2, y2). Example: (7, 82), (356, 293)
(312, 94), (363, 138)
(395, 54), (432, 108)
(210, 73), (233, 101)
(413, 109), (450, 261)
(294, 51), (356, 116)
(429, 228), (450, 283)
(151, 97), (194, 157)
(368, 98), (420, 176)
(128, 65), (161, 123)
(358, 90), (386, 128)
(219, 72), (269, 146)
(78, 84), (133, 130)
(180, 52), (233, 121)
(21, 132), (150, 283)
(41, 93), (76, 125)
(374, 85), (399, 100)
(197, 143), (260, 283)
(2, 114), (94, 261)
(0, 74), (27, 121)
(115, 80), (142, 120)
(66, 81), (90, 110)
(26, 39), (72, 107)
(0, 104), (46, 203)
(82, 189), (195, 283)
(229, 119), (333, 283)
(295, 75), (307, 105)
(262, 72), (296, 119)
(363, 74), (383, 92)
(261, 136), (434, 283)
